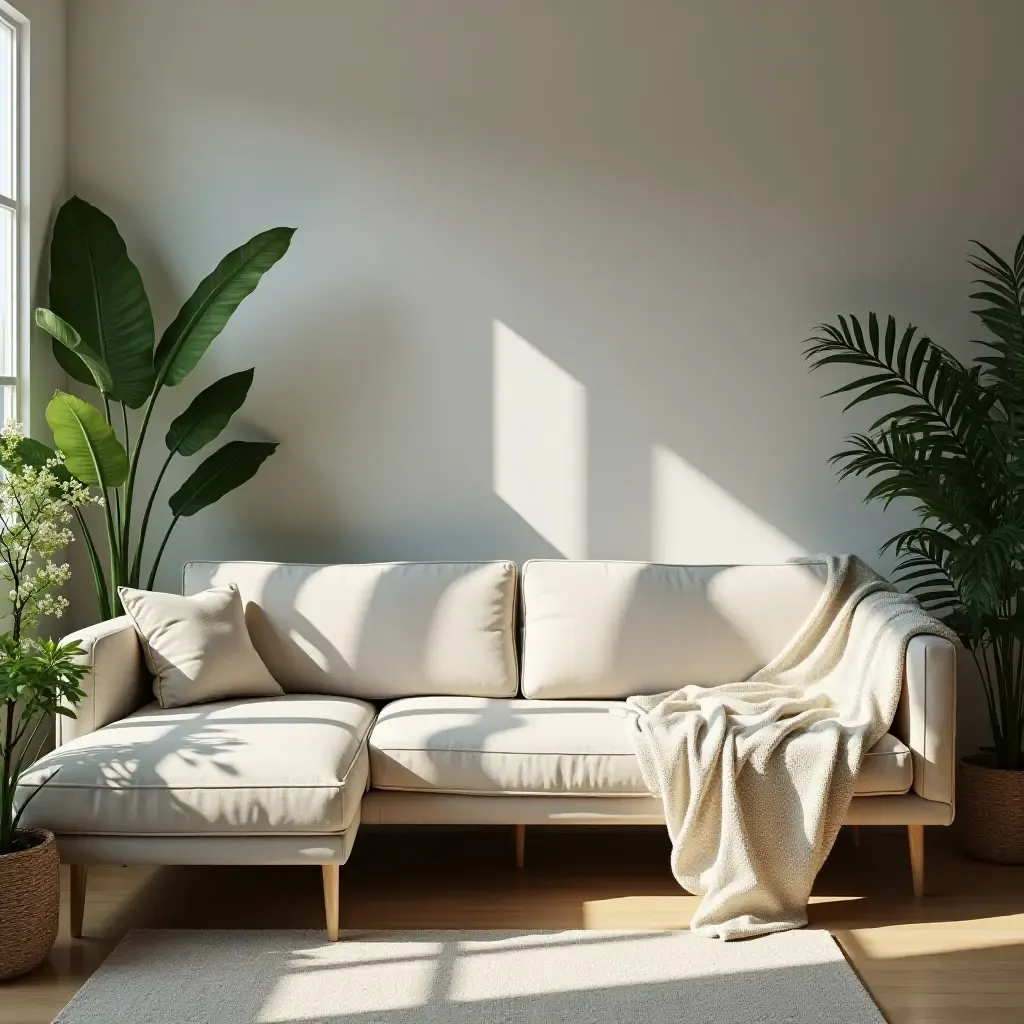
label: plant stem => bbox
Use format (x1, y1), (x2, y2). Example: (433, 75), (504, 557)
(118, 402), (133, 580)
(121, 388), (160, 592)
(112, 483), (122, 539)
(101, 486), (121, 619)
(98, 394), (125, 540)
(12, 712), (47, 782)
(1, 701), (14, 852)
(74, 507), (110, 620)
(147, 514), (180, 591)
(129, 449), (175, 587)
(121, 403), (131, 452)
(970, 645), (998, 726)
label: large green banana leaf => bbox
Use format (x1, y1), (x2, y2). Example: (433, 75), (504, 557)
(0, 436), (72, 487)
(48, 196), (156, 408)
(154, 227), (294, 388)
(168, 440), (277, 517)
(35, 308), (114, 394)
(45, 392), (130, 488)
(164, 369), (255, 456)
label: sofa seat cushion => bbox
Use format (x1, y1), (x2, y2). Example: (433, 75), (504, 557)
(17, 695), (375, 836)
(368, 697), (912, 798)
(856, 732), (913, 796)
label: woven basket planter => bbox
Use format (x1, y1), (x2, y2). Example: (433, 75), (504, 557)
(0, 829), (60, 981)
(956, 755), (1024, 864)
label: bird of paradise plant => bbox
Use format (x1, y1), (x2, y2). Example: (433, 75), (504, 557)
(23, 197), (291, 618)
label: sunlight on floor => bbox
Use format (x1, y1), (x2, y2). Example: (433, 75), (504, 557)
(493, 320), (587, 557)
(582, 894), (864, 929)
(256, 943), (438, 1020)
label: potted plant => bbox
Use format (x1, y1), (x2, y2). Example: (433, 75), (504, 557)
(0, 426), (92, 980)
(803, 234), (1024, 862)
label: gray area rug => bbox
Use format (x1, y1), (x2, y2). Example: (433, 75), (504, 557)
(55, 928), (885, 1023)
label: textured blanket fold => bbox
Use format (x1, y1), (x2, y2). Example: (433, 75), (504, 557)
(624, 554), (956, 940)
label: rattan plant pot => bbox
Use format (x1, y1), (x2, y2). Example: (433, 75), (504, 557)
(0, 829), (60, 981)
(956, 755), (1024, 864)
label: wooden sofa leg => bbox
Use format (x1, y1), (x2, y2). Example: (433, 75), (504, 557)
(514, 824), (526, 869)
(70, 865), (87, 939)
(321, 864), (340, 941)
(908, 824), (925, 898)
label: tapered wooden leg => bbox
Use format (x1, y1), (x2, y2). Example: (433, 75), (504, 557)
(69, 865), (87, 939)
(514, 824), (526, 869)
(321, 864), (340, 941)
(851, 825), (861, 848)
(908, 824), (925, 898)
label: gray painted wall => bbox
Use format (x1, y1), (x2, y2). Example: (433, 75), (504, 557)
(63, 1), (1024, 747)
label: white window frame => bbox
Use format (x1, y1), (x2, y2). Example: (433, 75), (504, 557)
(0, 1), (27, 426)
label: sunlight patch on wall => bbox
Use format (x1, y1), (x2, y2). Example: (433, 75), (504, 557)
(651, 444), (805, 563)
(493, 320), (587, 558)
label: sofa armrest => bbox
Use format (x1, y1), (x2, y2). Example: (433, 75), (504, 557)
(892, 634), (957, 810)
(57, 616), (150, 745)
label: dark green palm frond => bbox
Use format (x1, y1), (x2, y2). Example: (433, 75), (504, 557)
(805, 313), (999, 474)
(969, 239), (1024, 357)
(949, 522), (1024, 612)
(891, 550), (961, 615)
(884, 517), (1024, 618)
(807, 235), (1024, 769)
(831, 427), (990, 534)
(970, 238), (1024, 489)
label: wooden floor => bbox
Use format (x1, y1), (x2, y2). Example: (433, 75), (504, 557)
(5, 825), (1024, 1023)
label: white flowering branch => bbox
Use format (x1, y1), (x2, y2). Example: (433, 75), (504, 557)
(0, 424), (100, 644)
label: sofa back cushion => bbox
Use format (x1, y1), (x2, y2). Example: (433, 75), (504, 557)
(183, 561), (518, 699)
(520, 559), (829, 699)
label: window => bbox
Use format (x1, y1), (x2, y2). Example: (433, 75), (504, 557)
(0, 5), (23, 426)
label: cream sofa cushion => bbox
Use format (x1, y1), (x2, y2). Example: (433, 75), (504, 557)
(183, 561), (518, 699)
(119, 584), (282, 709)
(521, 560), (829, 699)
(368, 697), (912, 798)
(17, 695), (374, 835)
(857, 734), (914, 796)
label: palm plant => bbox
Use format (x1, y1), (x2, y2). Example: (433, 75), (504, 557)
(29, 196), (291, 619)
(804, 234), (1024, 771)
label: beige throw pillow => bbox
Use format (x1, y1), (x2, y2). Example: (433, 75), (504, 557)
(119, 583), (284, 709)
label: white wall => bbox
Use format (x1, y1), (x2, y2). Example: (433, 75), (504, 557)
(64, 1), (1024, 745)
(6, 0), (64, 439)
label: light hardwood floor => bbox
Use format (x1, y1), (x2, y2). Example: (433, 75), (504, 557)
(5, 825), (1023, 1023)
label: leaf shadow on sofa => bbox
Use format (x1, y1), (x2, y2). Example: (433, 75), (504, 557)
(186, 559), (518, 701)
(17, 695), (373, 837)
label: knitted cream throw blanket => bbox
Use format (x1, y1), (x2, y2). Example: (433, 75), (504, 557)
(624, 555), (955, 940)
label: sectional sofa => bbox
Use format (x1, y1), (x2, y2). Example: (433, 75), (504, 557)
(18, 559), (956, 940)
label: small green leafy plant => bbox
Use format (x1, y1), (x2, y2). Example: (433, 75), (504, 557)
(0, 426), (91, 855)
(32, 196), (292, 618)
(804, 234), (1024, 770)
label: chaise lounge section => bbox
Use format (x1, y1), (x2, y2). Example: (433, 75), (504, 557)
(18, 558), (955, 940)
